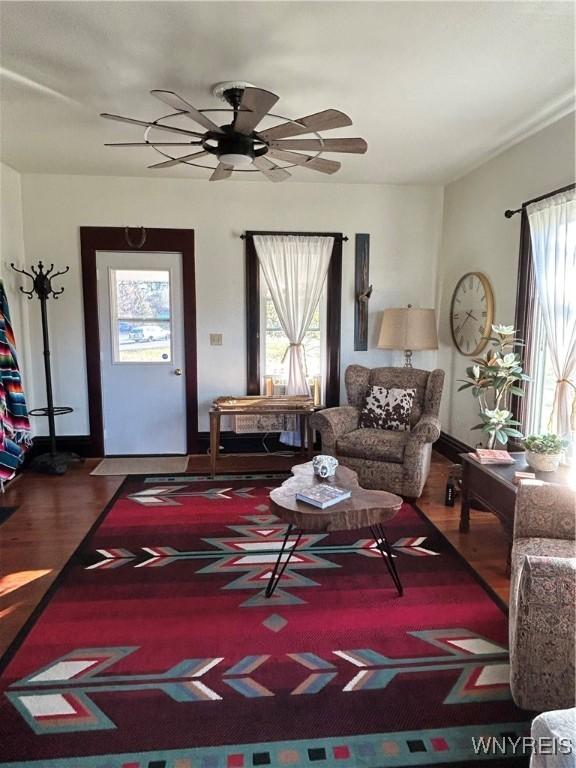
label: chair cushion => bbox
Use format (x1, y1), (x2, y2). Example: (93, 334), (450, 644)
(345, 366), (429, 427)
(359, 386), (415, 431)
(336, 428), (409, 463)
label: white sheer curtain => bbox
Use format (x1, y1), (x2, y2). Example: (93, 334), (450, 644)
(253, 234), (334, 445)
(527, 188), (576, 444)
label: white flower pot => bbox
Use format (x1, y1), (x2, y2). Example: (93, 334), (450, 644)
(525, 450), (562, 473)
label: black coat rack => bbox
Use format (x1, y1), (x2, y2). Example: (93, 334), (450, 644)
(11, 260), (81, 474)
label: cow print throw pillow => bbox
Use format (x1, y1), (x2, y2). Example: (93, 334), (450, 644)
(360, 386), (416, 431)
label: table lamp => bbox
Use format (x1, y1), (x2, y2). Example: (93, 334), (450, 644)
(377, 305), (438, 367)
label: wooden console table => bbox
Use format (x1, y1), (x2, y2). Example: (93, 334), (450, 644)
(459, 451), (573, 571)
(209, 396), (317, 477)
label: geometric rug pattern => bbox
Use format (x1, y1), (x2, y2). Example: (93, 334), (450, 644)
(0, 473), (531, 767)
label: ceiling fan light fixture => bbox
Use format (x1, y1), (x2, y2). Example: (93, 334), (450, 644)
(218, 152), (253, 168)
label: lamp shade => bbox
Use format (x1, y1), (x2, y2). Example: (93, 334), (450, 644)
(377, 307), (438, 351)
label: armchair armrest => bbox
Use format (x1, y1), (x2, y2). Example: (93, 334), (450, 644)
(514, 483), (576, 541)
(510, 555), (576, 711)
(310, 406), (359, 455)
(408, 414), (441, 444)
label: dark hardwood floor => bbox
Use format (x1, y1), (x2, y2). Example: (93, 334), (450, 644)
(0, 451), (511, 659)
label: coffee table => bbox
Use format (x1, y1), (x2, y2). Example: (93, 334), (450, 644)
(267, 462), (404, 598)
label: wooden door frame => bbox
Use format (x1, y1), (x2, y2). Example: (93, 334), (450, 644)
(80, 226), (198, 456)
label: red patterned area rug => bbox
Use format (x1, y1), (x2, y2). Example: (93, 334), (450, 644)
(0, 472), (532, 768)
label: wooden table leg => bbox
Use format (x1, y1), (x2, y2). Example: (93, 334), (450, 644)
(460, 486), (471, 532)
(306, 416), (314, 459)
(209, 411), (220, 478)
(299, 414), (306, 456)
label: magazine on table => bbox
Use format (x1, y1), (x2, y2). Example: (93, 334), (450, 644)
(296, 484), (352, 509)
(473, 449), (515, 465)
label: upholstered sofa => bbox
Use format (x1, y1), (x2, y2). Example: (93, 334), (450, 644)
(509, 482), (576, 712)
(309, 366), (444, 497)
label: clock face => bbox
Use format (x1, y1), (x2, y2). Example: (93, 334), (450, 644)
(450, 272), (494, 356)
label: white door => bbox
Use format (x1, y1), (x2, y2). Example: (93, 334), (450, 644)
(96, 251), (187, 455)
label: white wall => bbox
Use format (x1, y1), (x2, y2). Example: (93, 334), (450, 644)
(436, 113), (575, 446)
(0, 162), (32, 388)
(18, 175), (444, 436)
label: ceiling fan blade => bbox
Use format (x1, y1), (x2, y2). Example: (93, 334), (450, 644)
(259, 109), (352, 141)
(234, 87), (280, 135)
(151, 90), (224, 134)
(210, 163), (233, 181)
(105, 142), (203, 147)
(269, 137), (367, 154)
(252, 156), (291, 182)
(148, 150), (210, 169)
(100, 113), (205, 138)
(266, 147), (341, 175)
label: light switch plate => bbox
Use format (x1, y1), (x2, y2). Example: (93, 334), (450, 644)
(210, 333), (223, 346)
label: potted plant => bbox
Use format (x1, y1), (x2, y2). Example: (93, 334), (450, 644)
(523, 434), (568, 472)
(458, 324), (529, 448)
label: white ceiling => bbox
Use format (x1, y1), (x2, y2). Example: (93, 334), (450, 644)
(0, 1), (574, 184)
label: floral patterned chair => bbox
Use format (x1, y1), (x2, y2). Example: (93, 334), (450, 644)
(309, 366), (444, 497)
(509, 483), (576, 712)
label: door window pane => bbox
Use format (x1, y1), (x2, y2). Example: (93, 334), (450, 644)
(111, 269), (172, 363)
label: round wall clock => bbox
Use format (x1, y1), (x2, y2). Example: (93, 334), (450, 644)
(450, 272), (494, 356)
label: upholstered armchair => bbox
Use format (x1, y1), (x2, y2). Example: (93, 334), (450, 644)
(310, 366), (444, 497)
(509, 483), (576, 712)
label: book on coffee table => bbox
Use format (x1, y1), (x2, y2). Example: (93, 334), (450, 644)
(473, 449), (515, 465)
(296, 484), (352, 509)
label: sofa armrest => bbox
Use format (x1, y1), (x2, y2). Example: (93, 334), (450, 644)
(510, 555), (576, 711)
(514, 483), (576, 541)
(408, 414), (441, 444)
(309, 406), (360, 455)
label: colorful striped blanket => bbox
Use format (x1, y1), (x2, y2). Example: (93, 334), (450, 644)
(0, 280), (31, 482)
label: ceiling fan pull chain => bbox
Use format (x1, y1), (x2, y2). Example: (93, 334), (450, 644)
(124, 226), (147, 249)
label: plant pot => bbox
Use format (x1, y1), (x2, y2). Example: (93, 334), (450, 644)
(525, 450), (562, 473)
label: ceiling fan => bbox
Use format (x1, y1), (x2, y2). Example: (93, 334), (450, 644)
(101, 81), (368, 182)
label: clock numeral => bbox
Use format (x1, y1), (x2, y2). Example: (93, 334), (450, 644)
(479, 325), (484, 334)
(482, 310), (487, 317)
(453, 312), (460, 319)
(480, 294), (486, 303)
(454, 325), (461, 335)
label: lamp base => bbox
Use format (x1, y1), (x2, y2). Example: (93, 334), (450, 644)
(403, 349), (413, 368)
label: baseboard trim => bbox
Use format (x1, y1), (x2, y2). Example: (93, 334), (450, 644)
(435, 432), (473, 464)
(28, 431), (313, 460)
(28, 436), (95, 460)
(197, 431), (301, 454)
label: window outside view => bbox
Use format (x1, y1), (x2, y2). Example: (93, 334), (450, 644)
(262, 291), (323, 403)
(112, 269), (172, 363)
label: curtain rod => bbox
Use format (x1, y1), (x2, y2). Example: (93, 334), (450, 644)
(504, 182), (575, 218)
(241, 231), (348, 241)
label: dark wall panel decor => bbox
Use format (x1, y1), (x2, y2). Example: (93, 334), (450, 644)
(354, 233), (372, 351)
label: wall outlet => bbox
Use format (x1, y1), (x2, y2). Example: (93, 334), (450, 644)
(210, 333), (223, 346)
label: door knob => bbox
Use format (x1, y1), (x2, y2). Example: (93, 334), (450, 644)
(174, 368), (183, 376)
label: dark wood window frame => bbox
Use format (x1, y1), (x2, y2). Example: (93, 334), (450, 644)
(244, 231), (343, 407)
(512, 182), (575, 428)
(80, 226), (198, 456)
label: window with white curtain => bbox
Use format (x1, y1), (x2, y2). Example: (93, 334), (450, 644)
(518, 187), (576, 445)
(259, 275), (326, 405)
(524, 299), (563, 435)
